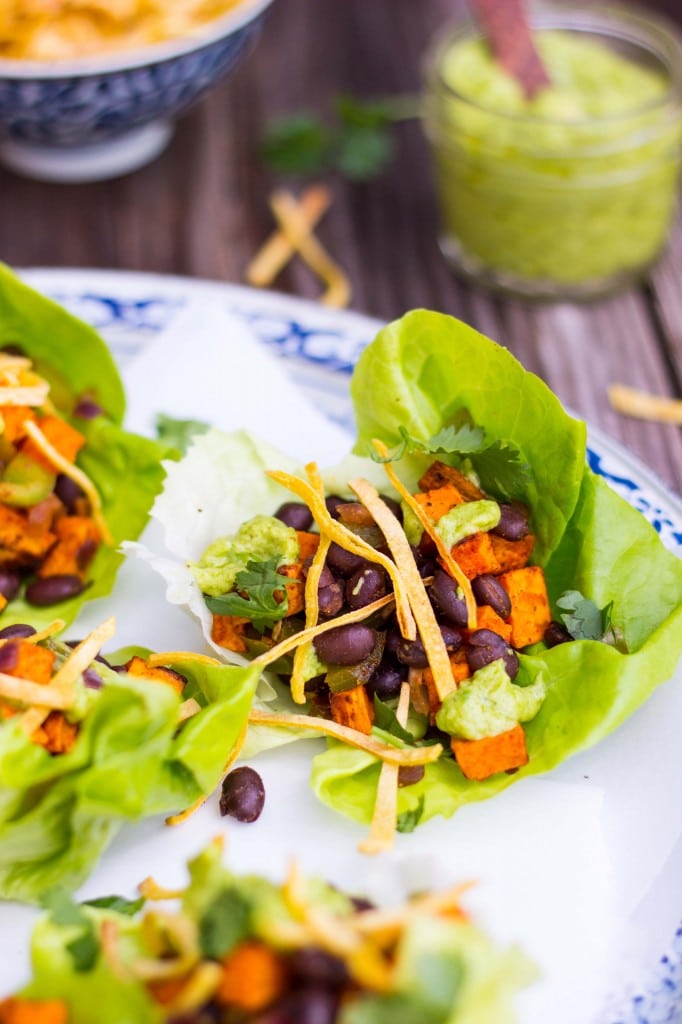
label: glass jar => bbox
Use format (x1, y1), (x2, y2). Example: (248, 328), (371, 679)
(423, 3), (682, 300)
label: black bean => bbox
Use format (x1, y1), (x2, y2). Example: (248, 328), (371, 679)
(304, 562), (335, 589)
(384, 628), (401, 658)
(325, 495), (345, 520)
(0, 642), (19, 672)
(379, 494), (403, 523)
(346, 566), (386, 611)
(367, 662), (404, 700)
(317, 582), (344, 618)
(25, 575), (85, 606)
(544, 620), (573, 647)
(0, 623), (36, 640)
(465, 629), (509, 673)
(289, 948), (349, 989)
(219, 766), (265, 823)
(0, 570), (21, 602)
(492, 504), (529, 541)
(275, 501), (313, 532)
(430, 570), (468, 626)
(314, 624), (376, 665)
(326, 542), (365, 577)
(74, 398), (103, 420)
(418, 531), (437, 558)
(396, 636), (428, 668)
(55, 474), (85, 512)
(471, 574), (511, 619)
(83, 667), (104, 690)
(286, 988), (338, 1024)
(440, 624), (463, 652)
(398, 765), (425, 787)
(350, 896), (376, 913)
(503, 649), (520, 680)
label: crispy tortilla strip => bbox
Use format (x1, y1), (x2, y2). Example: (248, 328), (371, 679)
(359, 681), (410, 855)
(608, 384), (682, 425)
(353, 881), (474, 943)
(246, 185), (332, 287)
(248, 708), (442, 767)
(0, 384), (49, 407)
(23, 419), (112, 545)
(0, 673), (74, 710)
(49, 616), (116, 696)
(373, 440), (477, 631)
(178, 697), (201, 723)
(0, 355), (32, 373)
(269, 190), (350, 309)
(266, 468), (415, 640)
(251, 593), (395, 668)
(146, 651), (221, 668)
(349, 477), (455, 703)
(291, 533), (331, 705)
(17, 706), (51, 736)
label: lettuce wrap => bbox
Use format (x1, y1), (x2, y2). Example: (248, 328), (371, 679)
(0, 265), (170, 630)
(135, 310), (682, 836)
(0, 626), (260, 903)
(7, 838), (533, 1024)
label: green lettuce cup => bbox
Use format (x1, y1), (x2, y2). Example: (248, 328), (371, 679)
(7, 838), (534, 1024)
(0, 264), (170, 630)
(0, 621), (260, 903)
(133, 310), (682, 840)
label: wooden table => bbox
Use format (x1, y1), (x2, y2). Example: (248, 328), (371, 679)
(0, 0), (680, 494)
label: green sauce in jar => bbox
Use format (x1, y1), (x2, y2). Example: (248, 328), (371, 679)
(423, 4), (682, 299)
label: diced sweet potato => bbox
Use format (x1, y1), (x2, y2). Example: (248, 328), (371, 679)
(490, 533), (535, 574)
(211, 614), (249, 653)
(498, 566), (552, 648)
(276, 563), (306, 617)
(147, 977), (191, 1006)
(330, 685), (374, 735)
(0, 999), (68, 1024)
(33, 711), (78, 754)
(21, 415), (85, 471)
(0, 594), (6, 614)
(0, 406), (36, 444)
(421, 651), (471, 722)
(418, 460), (485, 501)
(3, 640), (55, 684)
(0, 504), (56, 561)
(216, 941), (288, 1010)
(474, 605), (512, 643)
(296, 530), (320, 562)
(38, 515), (100, 580)
(451, 532), (500, 579)
(124, 656), (186, 693)
(413, 484), (464, 522)
(452, 724), (529, 780)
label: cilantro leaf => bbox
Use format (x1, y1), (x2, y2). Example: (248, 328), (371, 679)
(555, 590), (627, 650)
(41, 889), (99, 973)
(155, 413), (210, 454)
(204, 557), (289, 631)
(396, 796), (425, 834)
(373, 695), (416, 744)
(199, 886), (251, 958)
(403, 423), (485, 455)
(471, 440), (531, 500)
(261, 113), (331, 176)
(83, 895), (145, 917)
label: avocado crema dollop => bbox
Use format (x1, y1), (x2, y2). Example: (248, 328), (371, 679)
(191, 515), (299, 596)
(436, 659), (546, 741)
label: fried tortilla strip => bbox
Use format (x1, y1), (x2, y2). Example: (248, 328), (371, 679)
(608, 384), (682, 425)
(246, 185), (332, 287)
(359, 681), (411, 855)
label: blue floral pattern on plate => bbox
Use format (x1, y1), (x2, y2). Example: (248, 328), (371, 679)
(40, 276), (682, 1024)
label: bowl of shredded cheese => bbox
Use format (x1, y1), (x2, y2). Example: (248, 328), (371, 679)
(0, 0), (275, 182)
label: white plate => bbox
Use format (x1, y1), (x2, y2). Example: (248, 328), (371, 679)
(1, 268), (681, 1024)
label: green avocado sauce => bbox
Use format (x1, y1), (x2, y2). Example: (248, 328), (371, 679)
(191, 515), (299, 596)
(427, 29), (682, 287)
(436, 659), (546, 740)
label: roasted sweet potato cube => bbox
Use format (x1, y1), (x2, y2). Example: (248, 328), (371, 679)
(0, 593), (6, 614)
(474, 605), (512, 643)
(276, 563), (306, 617)
(38, 515), (100, 579)
(296, 530), (320, 562)
(1, 406), (36, 444)
(422, 651), (471, 722)
(124, 656), (186, 693)
(211, 614), (249, 653)
(0, 504), (56, 561)
(490, 534), (535, 574)
(330, 684), (374, 735)
(0, 998), (68, 1024)
(146, 978), (191, 1007)
(452, 724), (529, 780)
(216, 942), (288, 1010)
(418, 460), (485, 501)
(498, 566), (552, 648)
(413, 484), (464, 522)
(3, 640), (56, 684)
(34, 711), (78, 754)
(451, 532), (500, 579)
(21, 415), (85, 471)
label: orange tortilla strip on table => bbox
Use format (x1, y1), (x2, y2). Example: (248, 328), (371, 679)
(498, 565), (551, 647)
(452, 724), (529, 781)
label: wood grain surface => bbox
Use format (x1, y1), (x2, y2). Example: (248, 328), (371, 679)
(0, 0), (680, 492)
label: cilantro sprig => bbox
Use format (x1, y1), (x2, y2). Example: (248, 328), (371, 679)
(155, 413), (210, 454)
(204, 558), (290, 631)
(41, 890), (100, 973)
(261, 94), (418, 183)
(556, 590), (627, 651)
(370, 421), (531, 500)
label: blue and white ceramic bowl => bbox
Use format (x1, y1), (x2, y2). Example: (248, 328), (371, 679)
(0, 0), (274, 183)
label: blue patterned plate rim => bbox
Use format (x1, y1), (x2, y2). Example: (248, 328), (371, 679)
(17, 268), (682, 1024)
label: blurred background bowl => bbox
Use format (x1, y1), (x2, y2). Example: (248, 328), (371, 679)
(0, 0), (274, 183)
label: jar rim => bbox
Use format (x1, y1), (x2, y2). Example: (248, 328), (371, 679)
(424, 0), (682, 127)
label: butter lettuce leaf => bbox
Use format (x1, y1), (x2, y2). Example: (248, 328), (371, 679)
(0, 656), (260, 902)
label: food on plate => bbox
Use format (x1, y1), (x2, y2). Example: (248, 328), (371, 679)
(0, 264), (169, 630)
(0, 0), (246, 61)
(2, 837), (534, 1023)
(0, 618), (259, 902)
(136, 310), (682, 848)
